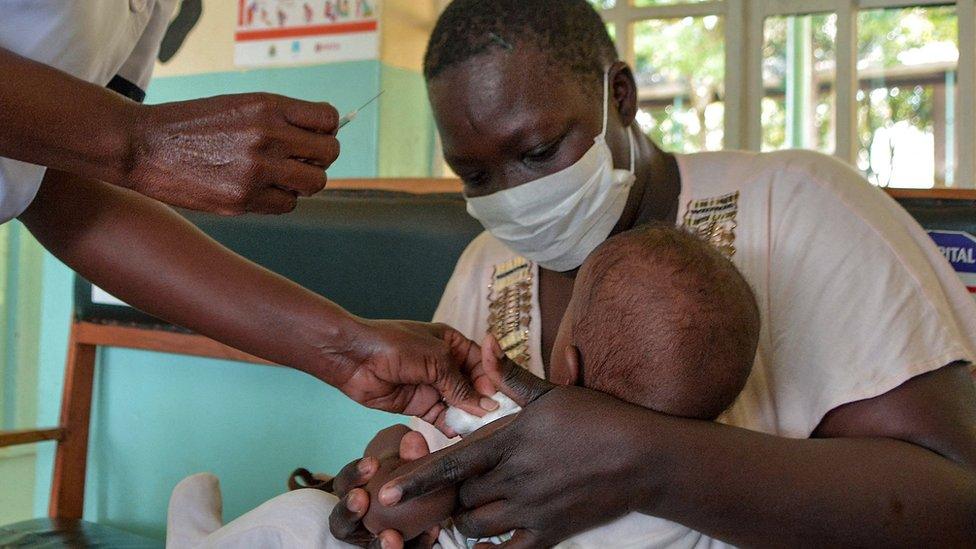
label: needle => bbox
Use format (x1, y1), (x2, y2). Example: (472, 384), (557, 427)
(338, 90), (385, 129)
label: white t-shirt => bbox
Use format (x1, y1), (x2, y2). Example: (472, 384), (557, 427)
(0, 0), (177, 224)
(413, 149), (976, 548)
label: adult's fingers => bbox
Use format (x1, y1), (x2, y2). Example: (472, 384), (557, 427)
(482, 336), (554, 407)
(274, 159), (328, 197)
(329, 489), (370, 542)
(399, 430), (431, 462)
(407, 525), (440, 549)
(453, 500), (514, 539)
(457, 469), (510, 510)
(378, 434), (504, 506)
(279, 126), (341, 168)
(245, 187), (298, 215)
(436, 368), (495, 417)
(416, 400), (447, 428)
(368, 530), (406, 549)
(440, 327), (498, 415)
(281, 98), (340, 134)
(443, 326), (483, 378)
(333, 457), (378, 497)
(399, 384), (445, 419)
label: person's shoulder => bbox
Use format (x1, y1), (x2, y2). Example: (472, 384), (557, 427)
(682, 149), (862, 185)
(689, 149), (887, 215)
(762, 149), (867, 188)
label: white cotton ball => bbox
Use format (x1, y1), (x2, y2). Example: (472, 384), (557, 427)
(444, 392), (522, 436)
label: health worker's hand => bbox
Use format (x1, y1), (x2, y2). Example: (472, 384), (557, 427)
(322, 320), (497, 429)
(126, 93), (340, 215)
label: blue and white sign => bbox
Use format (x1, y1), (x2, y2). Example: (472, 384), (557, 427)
(928, 230), (976, 292)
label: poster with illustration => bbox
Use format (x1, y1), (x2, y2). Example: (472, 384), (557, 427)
(235, 0), (379, 67)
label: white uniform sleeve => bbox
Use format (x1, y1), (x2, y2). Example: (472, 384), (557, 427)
(117, 0), (177, 93)
(767, 154), (976, 435)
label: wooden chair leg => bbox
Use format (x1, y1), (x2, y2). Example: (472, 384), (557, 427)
(49, 322), (97, 520)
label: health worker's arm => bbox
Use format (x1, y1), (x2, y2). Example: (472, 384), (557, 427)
(0, 46), (338, 214)
(18, 169), (489, 419)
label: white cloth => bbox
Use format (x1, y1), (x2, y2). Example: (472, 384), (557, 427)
(166, 473), (471, 549)
(444, 392), (521, 436)
(0, 0), (177, 224)
(412, 149), (976, 548)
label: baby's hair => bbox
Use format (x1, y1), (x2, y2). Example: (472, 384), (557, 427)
(572, 225), (760, 419)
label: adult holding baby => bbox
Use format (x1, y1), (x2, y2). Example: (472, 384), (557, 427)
(330, 0), (976, 547)
(0, 3), (492, 422)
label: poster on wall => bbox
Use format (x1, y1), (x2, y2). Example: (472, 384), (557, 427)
(235, 0), (380, 67)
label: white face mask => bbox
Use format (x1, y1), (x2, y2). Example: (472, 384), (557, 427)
(465, 71), (637, 272)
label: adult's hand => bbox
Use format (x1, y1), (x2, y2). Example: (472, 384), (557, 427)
(374, 348), (652, 548)
(377, 383), (656, 548)
(330, 426), (440, 549)
(127, 93), (340, 215)
(327, 320), (496, 421)
(0, 48), (339, 216)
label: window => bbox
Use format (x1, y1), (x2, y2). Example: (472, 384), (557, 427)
(633, 16), (725, 153)
(762, 13), (837, 155)
(857, 6), (958, 188)
(593, 0), (976, 188)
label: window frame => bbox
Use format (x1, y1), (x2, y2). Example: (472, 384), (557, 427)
(597, 0), (976, 187)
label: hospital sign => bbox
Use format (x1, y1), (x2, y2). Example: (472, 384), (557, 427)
(928, 230), (976, 293)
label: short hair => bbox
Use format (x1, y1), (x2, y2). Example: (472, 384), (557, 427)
(572, 226), (760, 420)
(424, 0), (618, 92)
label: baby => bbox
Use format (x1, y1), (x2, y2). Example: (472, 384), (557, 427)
(360, 224), (761, 544)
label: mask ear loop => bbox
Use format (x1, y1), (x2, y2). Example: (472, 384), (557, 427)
(601, 69), (610, 137)
(628, 127), (636, 174)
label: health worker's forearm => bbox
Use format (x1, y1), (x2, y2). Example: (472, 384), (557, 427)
(18, 169), (363, 382)
(0, 47), (138, 186)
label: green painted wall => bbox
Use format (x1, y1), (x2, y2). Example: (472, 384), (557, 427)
(28, 61), (428, 538)
(0, 221), (44, 525)
(378, 65), (437, 177)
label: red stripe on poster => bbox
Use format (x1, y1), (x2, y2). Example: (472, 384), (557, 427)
(236, 20), (378, 41)
(967, 286), (976, 293)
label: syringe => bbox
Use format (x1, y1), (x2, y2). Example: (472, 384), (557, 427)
(338, 91), (385, 130)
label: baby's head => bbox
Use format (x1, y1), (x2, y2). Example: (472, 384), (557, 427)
(549, 225), (760, 419)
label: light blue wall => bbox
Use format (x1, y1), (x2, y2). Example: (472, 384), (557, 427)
(32, 61), (403, 539)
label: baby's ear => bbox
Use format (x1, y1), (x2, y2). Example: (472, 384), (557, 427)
(481, 334), (555, 407)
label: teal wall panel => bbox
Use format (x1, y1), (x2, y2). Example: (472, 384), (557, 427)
(83, 348), (397, 539)
(378, 65), (437, 177)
